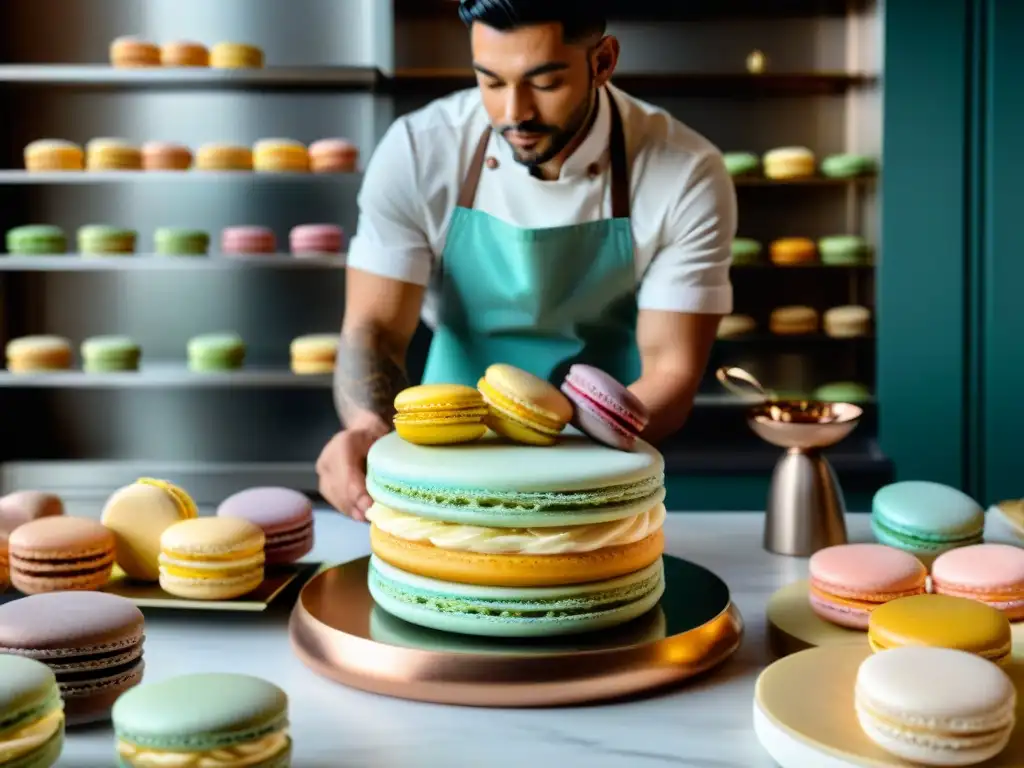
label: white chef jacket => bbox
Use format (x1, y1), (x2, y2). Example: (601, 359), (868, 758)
(347, 84), (736, 328)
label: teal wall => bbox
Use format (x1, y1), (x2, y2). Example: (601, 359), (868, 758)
(877, 0), (970, 491)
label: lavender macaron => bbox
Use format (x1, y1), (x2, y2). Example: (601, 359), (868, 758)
(560, 364), (650, 451)
(216, 487), (314, 565)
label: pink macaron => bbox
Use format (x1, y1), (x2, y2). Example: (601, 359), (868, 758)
(220, 226), (277, 255)
(808, 543), (928, 629)
(289, 224), (344, 256)
(560, 364), (649, 450)
(931, 543), (1024, 621)
(215, 487), (314, 565)
(308, 139), (359, 173)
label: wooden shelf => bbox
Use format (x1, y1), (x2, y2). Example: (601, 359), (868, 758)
(383, 69), (878, 97)
(393, 0), (867, 20)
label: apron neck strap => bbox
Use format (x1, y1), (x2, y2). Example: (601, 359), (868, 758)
(457, 88), (631, 219)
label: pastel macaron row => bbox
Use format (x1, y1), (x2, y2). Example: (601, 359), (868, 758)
(717, 304), (873, 338)
(23, 137), (358, 173)
(731, 235), (874, 266)
(4, 333), (339, 374)
(110, 37), (264, 68)
(5, 224), (345, 256)
(723, 148), (878, 180)
(393, 363), (650, 452)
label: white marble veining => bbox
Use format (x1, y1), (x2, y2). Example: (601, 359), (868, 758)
(58, 511), (885, 768)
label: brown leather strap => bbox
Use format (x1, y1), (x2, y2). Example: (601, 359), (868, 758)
(456, 88), (631, 218)
(607, 92), (631, 219)
(457, 127), (493, 209)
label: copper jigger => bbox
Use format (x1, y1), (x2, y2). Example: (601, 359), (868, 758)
(716, 367), (862, 557)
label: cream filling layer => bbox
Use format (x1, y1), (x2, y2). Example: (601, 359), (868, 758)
(366, 503), (667, 554)
(117, 730), (288, 768)
(157, 552), (265, 571)
(0, 707), (63, 762)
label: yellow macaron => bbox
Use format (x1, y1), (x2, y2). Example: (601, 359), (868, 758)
(5, 336), (73, 372)
(253, 139), (309, 173)
(477, 364), (573, 446)
(158, 517), (265, 600)
(763, 146), (817, 180)
(101, 478), (198, 582)
(769, 306), (819, 336)
(210, 42), (265, 69)
(868, 593), (1012, 665)
(195, 143), (253, 171)
(770, 237), (818, 265)
(370, 524), (664, 587)
(393, 384), (488, 445)
(86, 138), (143, 171)
(289, 334), (338, 375)
(24, 140), (84, 172)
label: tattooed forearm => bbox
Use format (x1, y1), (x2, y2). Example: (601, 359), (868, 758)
(333, 326), (409, 427)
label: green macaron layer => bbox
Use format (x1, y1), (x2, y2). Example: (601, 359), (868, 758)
(78, 225), (137, 255)
(112, 673), (289, 753)
(369, 555), (665, 637)
(5, 225), (67, 255)
(187, 333), (245, 371)
(731, 237), (763, 265)
(820, 153), (877, 178)
(81, 336), (141, 372)
(154, 228), (210, 256)
(723, 152), (761, 177)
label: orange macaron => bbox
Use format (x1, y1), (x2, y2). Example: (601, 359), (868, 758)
(770, 237), (818, 265)
(160, 41), (209, 67)
(141, 142), (193, 171)
(110, 36), (161, 68)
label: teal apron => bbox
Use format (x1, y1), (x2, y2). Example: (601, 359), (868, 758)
(421, 90), (640, 388)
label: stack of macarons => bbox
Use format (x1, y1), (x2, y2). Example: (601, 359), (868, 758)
(722, 147), (878, 180)
(395, 363), (650, 453)
(23, 138), (359, 173)
(109, 37), (265, 68)
(0, 591), (146, 724)
(113, 674), (290, 767)
(364, 426), (668, 637)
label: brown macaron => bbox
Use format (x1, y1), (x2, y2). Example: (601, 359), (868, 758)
(8, 517), (115, 594)
(0, 591), (145, 724)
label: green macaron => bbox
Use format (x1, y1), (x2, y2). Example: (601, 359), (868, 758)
(0, 655), (64, 768)
(154, 228), (210, 257)
(818, 235), (873, 266)
(112, 673), (290, 767)
(81, 335), (141, 372)
(820, 153), (877, 178)
(723, 152), (761, 177)
(187, 333), (246, 372)
(5, 225), (67, 256)
(78, 225), (137, 256)
(731, 237), (763, 265)
(871, 481), (984, 559)
(812, 381), (872, 403)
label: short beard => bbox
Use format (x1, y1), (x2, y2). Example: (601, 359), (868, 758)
(507, 89), (597, 169)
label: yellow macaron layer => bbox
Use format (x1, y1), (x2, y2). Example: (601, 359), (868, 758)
(393, 384), (489, 445)
(0, 705), (63, 764)
(370, 525), (664, 587)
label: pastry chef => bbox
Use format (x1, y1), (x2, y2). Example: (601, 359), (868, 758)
(318, 0), (736, 519)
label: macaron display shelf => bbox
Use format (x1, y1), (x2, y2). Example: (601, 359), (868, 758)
(0, 254), (344, 270)
(0, 363), (330, 389)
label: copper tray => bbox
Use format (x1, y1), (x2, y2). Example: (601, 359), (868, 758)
(289, 555), (743, 707)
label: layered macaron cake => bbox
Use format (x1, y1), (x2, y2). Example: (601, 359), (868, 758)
(365, 428), (667, 638)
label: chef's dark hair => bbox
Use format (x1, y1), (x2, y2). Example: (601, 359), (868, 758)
(458, 0), (607, 43)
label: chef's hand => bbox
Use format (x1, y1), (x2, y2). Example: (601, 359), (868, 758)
(316, 415), (390, 522)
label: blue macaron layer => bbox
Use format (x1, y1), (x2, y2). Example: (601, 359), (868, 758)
(368, 555), (665, 638)
(871, 480), (984, 555)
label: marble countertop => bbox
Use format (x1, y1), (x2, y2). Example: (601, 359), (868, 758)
(60, 511), (882, 768)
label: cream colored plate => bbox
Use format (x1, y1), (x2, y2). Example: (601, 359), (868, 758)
(754, 645), (1024, 767)
(767, 579), (1024, 658)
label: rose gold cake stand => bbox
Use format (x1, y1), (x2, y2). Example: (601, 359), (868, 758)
(289, 555), (743, 707)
